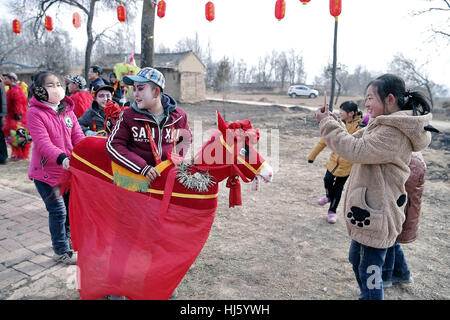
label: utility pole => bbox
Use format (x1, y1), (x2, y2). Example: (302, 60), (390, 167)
(329, 17), (338, 112)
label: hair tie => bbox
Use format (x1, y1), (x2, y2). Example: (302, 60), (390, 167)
(404, 89), (413, 99)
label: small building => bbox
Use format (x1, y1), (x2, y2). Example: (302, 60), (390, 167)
(93, 51), (206, 103)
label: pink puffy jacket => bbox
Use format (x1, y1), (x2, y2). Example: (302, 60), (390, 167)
(27, 96), (85, 186)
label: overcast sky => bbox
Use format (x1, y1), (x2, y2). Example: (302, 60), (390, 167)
(2, 0), (449, 87)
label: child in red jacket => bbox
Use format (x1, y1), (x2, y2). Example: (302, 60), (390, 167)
(67, 75), (93, 118)
(382, 151), (427, 288)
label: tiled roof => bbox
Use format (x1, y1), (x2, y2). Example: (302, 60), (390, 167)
(93, 51), (204, 70)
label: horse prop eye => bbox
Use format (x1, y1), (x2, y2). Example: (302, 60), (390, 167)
(240, 142), (251, 158)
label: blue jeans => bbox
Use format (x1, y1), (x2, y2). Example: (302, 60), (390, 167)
(34, 180), (71, 255)
(382, 242), (411, 283)
(349, 240), (388, 300)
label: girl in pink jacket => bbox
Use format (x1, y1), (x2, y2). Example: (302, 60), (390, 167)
(27, 71), (84, 264)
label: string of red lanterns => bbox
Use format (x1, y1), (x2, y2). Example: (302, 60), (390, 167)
(275, 0), (286, 21)
(157, 0), (166, 19)
(12, 19), (21, 35)
(73, 12), (81, 28)
(11, 2), (340, 34)
(205, 2), (215, 22)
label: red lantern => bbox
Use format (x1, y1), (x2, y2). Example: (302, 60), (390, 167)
(117, 5), (126, 23)
(300, 0), (311, 4)
(12, 19), (21, 35)
(275, 0), (286, 21)
(73, 12), (81, 28)
(205, 1), (215, 22)
(157, 1), (166, 18)
(330, 0), (342, 18)
(45, 16), (53, 32)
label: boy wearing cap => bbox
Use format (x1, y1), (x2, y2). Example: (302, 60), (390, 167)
(78, 85), (114, 136)
(67, 75), (93, 118)
(106, 67), (192, 183)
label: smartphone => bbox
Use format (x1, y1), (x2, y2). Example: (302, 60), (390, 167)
(322, 91), (327, 113)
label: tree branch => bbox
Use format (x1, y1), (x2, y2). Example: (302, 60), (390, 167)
(432, 29), (450, 38)
(93, 22), (121, 44)
(57, 0), (89, 15)
(0, 44), (24, 62)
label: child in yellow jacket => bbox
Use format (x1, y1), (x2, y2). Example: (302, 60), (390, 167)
(308, 101), (365, 224)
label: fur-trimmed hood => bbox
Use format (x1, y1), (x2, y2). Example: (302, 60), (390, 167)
(374, 110), (432, 152)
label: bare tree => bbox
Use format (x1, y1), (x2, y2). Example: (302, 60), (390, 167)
(318, 63), (348, 104)
(389, 54), (439, 107)
(248, 65), (258, 83)
(214, 57), (232, 96)
(92, 26), (136, 61)
(275, 51), (289, 89)
(412, 0), (450, 43)
(38, 31), (75, 75)
(156, 43), (171, 54)
(346, 65), (374, 95)
(0, 19), (78, 75)
(0, 20), (26, 64)
(257, 55), (270, 84)
(288, 49), (306, 85)
(236, 59), (248, 84)
(174, 32), (204, 61)
(204, 40), (216, 88)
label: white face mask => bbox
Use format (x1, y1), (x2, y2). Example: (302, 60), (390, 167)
(47, 86), (66, 104)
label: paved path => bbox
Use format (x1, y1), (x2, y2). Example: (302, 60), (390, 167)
(0, 186), (79, 300)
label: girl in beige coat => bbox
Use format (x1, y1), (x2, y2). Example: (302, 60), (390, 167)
(315, 74), (434, 300)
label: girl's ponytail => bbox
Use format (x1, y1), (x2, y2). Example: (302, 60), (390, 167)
(402, 89), (432, 116)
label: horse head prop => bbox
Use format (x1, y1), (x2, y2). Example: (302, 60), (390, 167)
(193, 111), (273, 206)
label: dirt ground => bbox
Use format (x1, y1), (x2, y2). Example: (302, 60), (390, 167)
(1, 97), (449, 300)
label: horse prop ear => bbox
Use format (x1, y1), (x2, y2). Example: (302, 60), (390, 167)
(216, 110), (228, 136)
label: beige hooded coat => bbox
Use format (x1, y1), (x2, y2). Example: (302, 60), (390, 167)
(319, 110), (432, 248)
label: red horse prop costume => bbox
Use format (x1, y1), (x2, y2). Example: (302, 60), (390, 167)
(3, 84), (31, 160)
(62, 111), (273, 299)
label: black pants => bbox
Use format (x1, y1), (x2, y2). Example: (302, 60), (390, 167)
(0, 117), (8, 163)
(324, 170), (348, 213)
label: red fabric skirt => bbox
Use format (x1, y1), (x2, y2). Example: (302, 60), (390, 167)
(68, 167), (217, 300)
